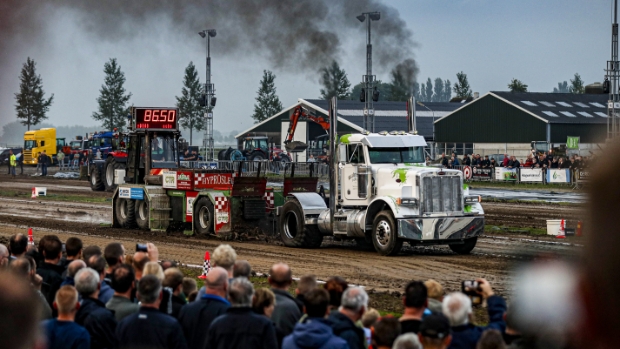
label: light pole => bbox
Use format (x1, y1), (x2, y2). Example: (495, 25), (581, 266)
(357, 12), (380, 132)
(199, 29), (217, 161)
(416, 101), (436, 158)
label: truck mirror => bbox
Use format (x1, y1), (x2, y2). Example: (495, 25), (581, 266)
(338, 144), (347, 163)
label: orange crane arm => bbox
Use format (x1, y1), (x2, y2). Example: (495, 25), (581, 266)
(284, 106), (330, 145)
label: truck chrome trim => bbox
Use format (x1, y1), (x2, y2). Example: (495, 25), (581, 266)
(397, 217), (484, 241)
(289, 192), (327, 215)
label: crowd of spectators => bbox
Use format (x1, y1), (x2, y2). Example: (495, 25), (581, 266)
(436, 149), (592, 171)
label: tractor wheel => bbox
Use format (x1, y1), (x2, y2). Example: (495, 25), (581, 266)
(279, 200), (323, 248)
(194, 197), (214, 235)
(115, 198), (136, 228)
(135, 199), (150, 230)
(90, 165), (104, 191)
(217, 149), (227, 161)
(372, 210), (403, 256)
(449, 237), (478, 255)
(104, 157), (124, 192)
(250, 152), (265, 161)
(224, 147), (234, 160)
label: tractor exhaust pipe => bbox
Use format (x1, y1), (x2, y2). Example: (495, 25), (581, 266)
(329, 97), (338, 230)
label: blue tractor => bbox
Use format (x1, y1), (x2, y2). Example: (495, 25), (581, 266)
(88, 130), (128, 192)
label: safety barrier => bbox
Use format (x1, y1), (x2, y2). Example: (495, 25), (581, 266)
(444, 165), (587, 185)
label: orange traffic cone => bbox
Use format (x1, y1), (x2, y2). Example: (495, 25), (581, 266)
(557, 219), (566, 239)
(198, 251), (211, 279)
(31, 188), (36, 199)
(577, 221), (583, 237)
(28, 227), (35, 246)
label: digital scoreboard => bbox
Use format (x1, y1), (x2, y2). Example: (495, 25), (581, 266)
(133, 107), (178, 130)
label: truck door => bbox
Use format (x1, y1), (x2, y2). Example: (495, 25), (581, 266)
(342, 144), (370, 201)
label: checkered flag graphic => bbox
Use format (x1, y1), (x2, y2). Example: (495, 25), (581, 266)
(198, 251), (211, 279)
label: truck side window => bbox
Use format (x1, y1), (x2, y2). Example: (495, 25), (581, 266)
(348, 144), (365, 164)
(41, 141), (45, 146)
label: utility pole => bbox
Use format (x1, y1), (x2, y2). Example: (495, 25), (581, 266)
(199, 29), (217, 161)
(607, 0), (620, 140)
(357, 12), (380, 132)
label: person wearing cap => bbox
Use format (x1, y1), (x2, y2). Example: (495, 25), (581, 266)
(418, 314), (452, 349)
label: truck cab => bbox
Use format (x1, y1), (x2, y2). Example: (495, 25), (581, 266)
(23, 128), (59, 165)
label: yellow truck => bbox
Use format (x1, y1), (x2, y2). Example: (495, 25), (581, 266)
(23, 128), (66, 165)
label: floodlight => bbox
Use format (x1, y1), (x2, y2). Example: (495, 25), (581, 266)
(208, 30), (217, 37)
(372, 87), (380, 102)
(369, 12), (380, 21)
(198, 31), (206, 38)
(360, 88), (366, 102)
(357, 14), (366, 22)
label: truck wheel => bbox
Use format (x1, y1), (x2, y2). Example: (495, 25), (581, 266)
(135, 200), (150, 230)
(250, 152), (265, 161)
(90, 165), (104, 191)
(449, 237), (478, 255)
(279, 200), (323, 248)
(372, 210), (403, 256)
(194, 197), (214, 235)
(104, 157), (124, 192)
(115, 199), (136, 228)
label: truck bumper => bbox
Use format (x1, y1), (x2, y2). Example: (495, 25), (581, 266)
(397, 216), (484, 241)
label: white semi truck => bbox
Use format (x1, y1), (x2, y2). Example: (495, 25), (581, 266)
(277, 98), (484, 256)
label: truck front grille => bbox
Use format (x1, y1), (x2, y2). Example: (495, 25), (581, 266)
(421, 175), (463, 213)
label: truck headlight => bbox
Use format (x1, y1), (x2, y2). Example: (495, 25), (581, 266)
(465, 195), (482, 204)
(396, 198), (418, 206)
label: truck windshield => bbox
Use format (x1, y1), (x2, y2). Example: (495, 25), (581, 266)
(151, 135), (177, 168)
(70, 141), (82, 150)
(368, 147), (424, 164)
(95, 137), (112, 147)
(24, 140), (36, 150)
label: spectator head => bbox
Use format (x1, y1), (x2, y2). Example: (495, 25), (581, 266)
(268, 263), (293, 290)
(425, 279), (444, 301)
(87, 255), (106, 278)
(252, 288), (276, 318)
(9, 257), (31, 278)
(161, 260), (177, 270)
(404, 281), (428, 309)
(393, 333), (422, 349)
(324, 276), (348, 310)
(143, 261), (164, 281)
(418, 314), (452, 349)
(103, 242), (125, 268)
(65, 237), (83, 259)
(41, 235), (62, 262)
(476, 329), (506, 349)
(442, 292), (471, 326)
(132, 252), (149, 275)
(9, 234), (27, 258)
(75, 268), (100, 298)
(163, 267), (184, 295)
(182, 277), (197, 297)
(188, 291), (198, 302)
(212, 244), (237, 274)
(229, 277), (254, 307)
(67, 260), (86, 278)
(0, 244), (8, 268)
(138, 274), (163, 305)
(205, 266), (229, 296)
(233, 260), (252, 278)
(54, 285), (80, 316)
(0, 270), (40, 349)
(303, 288), (330, 318)
(340, 287), (368, 320)
(361, 308), (380, 328)
(296, 274), (317, 297)
(82, 245), (102, 261)
(372, 316), (401, 348)
(110, 264), (135, 294)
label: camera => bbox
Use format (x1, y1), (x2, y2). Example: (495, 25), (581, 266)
(136, 243), (148, 252)
(461, 280), (483, 305)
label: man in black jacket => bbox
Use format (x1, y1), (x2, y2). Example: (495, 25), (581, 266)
(75, 267), (118, 349)
(269, 263), (302, 336)
(117, 275), (187, 349)
(329, 286), (368, 349)
(162, 267), (187, 318)
(36, 235), (65, 307)
(205, 277), (277, 349)
(178, 267), (229, 349)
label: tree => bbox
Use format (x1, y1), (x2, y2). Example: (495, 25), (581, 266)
(508, 78), (528, 93)
(14, 57), (54, 130)
(388, 69), (410, 101)
(433, 78), (444, 102)
(424, 78), (433, 102)
(453, 71), (473, 99)
(443, 79), (452, 101)
(570, 73), (585, 94)
(92, 58), (132, 130)
(553, 81), (569, 93)
(319, 60), (351, 100)
(175, 62), (204, 145)
(252, 70), (283, 123)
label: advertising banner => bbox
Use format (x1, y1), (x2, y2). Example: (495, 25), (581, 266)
(118, 187), (144, 200)
(185, 191), (199, 222)
(162, 171), (194, 190)
(566, 136), (580, 149)
(462, 166), (472, 180)
(575, 169), (590, 182)
(162, 171), (177, 189)
(519, 168), (544, 182)
(472, 167), (493, 180)
(494, 167), (518, 181)
(194, 173), (234, 190)
(546, 169), (571, 183)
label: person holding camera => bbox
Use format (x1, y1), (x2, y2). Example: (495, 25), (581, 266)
(441, 278), (506, 349)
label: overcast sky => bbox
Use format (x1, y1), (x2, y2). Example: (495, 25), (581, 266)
(0, 0), (614, 136)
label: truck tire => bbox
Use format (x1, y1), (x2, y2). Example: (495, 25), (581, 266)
(90, 165), (105, 191)
(135, 199), (150, 230)
(217, 149), (227, 161)
(372, 210), (403, 256)
(115, 198), (136, 228)
(250, 152), (265, 161)
(194, 197), (214, 235)
(224, 147), (234, 160)
(104, 157), (124, 192)
(279, 200), (323, 248)
(449, 237), (478, 255)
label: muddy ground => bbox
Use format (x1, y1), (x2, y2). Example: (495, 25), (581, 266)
(0, 174), (584, 297)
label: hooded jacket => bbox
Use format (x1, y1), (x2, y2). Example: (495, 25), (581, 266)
(283, 318), (349, 349)
(329, 312), (365, 349)
(448, 295), (506, 349)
